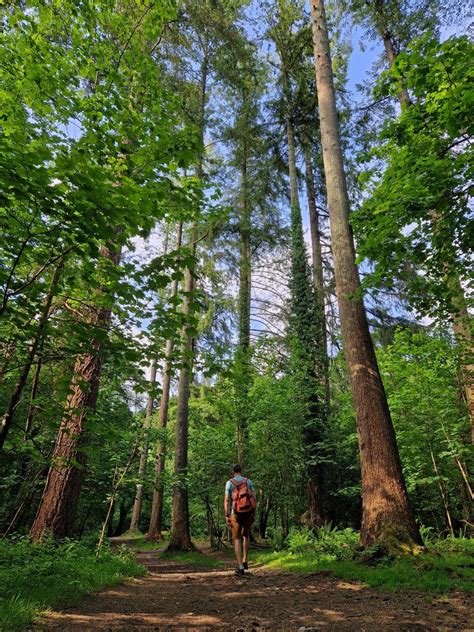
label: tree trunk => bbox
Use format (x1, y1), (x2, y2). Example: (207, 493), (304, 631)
(166, 40), (209, 551)
(451, 288), (474, 445)
(146, 340), (174, 540)
(24, 354), (43, 440)
(29, 346), (103, 540)
(167, 255), (195, 551)
(129, 359), (157, 533)
(0, 260), (63, 450)
(310, 0), (421, 549)
(236, 144), (251, 464)
(369, 1), (411, 107)
(113, 501), (128, 537)
(106, 502), (115, 538)
(30, 243), (121, 541)
(303, 143), (330, 407)
(307, 478), (326, 528)
(238, 153), (251, 355)
(204, 495), (218, 548)
(287, 112), (328, 525)
(258, 490), (272, 539)
(167, 47), (208, 550)
(147, 222), (183, 541)
(286, 115), (299, 213)
(380, 30), (411, 107)
(281, 507), (289, 538)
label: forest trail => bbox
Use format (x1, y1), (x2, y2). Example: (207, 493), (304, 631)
(33, 540), (472, 632)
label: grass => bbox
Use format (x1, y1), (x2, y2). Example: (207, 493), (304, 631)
(0, 536), (146, 631)
(253, 544), (474, 594)
(116, 531), (170, 551)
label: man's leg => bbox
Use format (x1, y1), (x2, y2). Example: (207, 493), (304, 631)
(232, 518), (244, 572)
(234, 534), (243, 566)
(242, 512), (254, 567)
(242, 535), (249, 564)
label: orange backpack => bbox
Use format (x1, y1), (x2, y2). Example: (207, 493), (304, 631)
(231, 477), (256, 514)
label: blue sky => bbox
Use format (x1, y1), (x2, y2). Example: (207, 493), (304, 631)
(347, 27), (381, 98)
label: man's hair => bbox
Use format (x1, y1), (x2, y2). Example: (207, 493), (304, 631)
(233, 464), (242, 473)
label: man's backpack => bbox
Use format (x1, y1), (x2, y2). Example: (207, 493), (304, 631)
(231, 477), (256, 514)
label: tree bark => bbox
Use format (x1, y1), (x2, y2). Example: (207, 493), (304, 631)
(146, 339), (174, 540)
(310, 0), (421, 549)
(147, 222), (183, 541)
(238, 152), (251, 354)
(167, 46), (208, 550)
(452, 299), (474, 445)
(303, 143), (330, 407)
(287, 112), (328, 527)
(29, 342), (103, 540)
(166, 35), (210, 550)
(380, 30), (411, 107)
(236, 142), (251, 464)
(30, 242), (121, 541)
(0, 259), (63, 450)
(369, 1), (411, 107)
(129, 359), (157, 533)
(286, 115), (299, 212)
(167, 253), (195, 551)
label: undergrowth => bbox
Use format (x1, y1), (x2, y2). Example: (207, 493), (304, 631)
(0, 535), (145, 631)
(255, 527), (474, 594)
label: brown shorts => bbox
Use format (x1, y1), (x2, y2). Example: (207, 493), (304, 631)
(231, 511), (254, 539)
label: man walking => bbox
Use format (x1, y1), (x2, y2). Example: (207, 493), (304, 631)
(224, 464), (256, 576)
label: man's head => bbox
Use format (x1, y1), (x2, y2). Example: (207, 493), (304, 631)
(233, 464), (242, 474)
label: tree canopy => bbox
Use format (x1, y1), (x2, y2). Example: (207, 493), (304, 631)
(0, 0), (471, 568)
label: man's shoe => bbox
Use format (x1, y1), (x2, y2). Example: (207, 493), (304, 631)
(234, 567), (244, 576)
(243, 562), (248, 570)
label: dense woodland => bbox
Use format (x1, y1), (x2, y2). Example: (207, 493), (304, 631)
(0, 0), (472, 562)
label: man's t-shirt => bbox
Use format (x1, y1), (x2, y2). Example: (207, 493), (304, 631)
(225, 475), (255, 514)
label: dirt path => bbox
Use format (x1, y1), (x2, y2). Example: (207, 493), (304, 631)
(34, 545), (472, 631)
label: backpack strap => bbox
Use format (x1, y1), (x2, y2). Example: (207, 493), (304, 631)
(231, 477), (247, 487)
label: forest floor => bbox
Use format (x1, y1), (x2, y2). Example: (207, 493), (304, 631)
(33, 537), (473, 632)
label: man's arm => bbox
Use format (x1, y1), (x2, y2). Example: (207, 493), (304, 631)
(224, 493), (231, 517)
(224, 482), (232, 522)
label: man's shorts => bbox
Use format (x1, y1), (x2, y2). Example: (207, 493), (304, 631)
(231, 511), (254, 539)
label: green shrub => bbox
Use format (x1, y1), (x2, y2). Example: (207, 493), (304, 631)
(285, 525), (358, 561)
(429, 533), (474, 555)
(286, 527), (314, 554)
